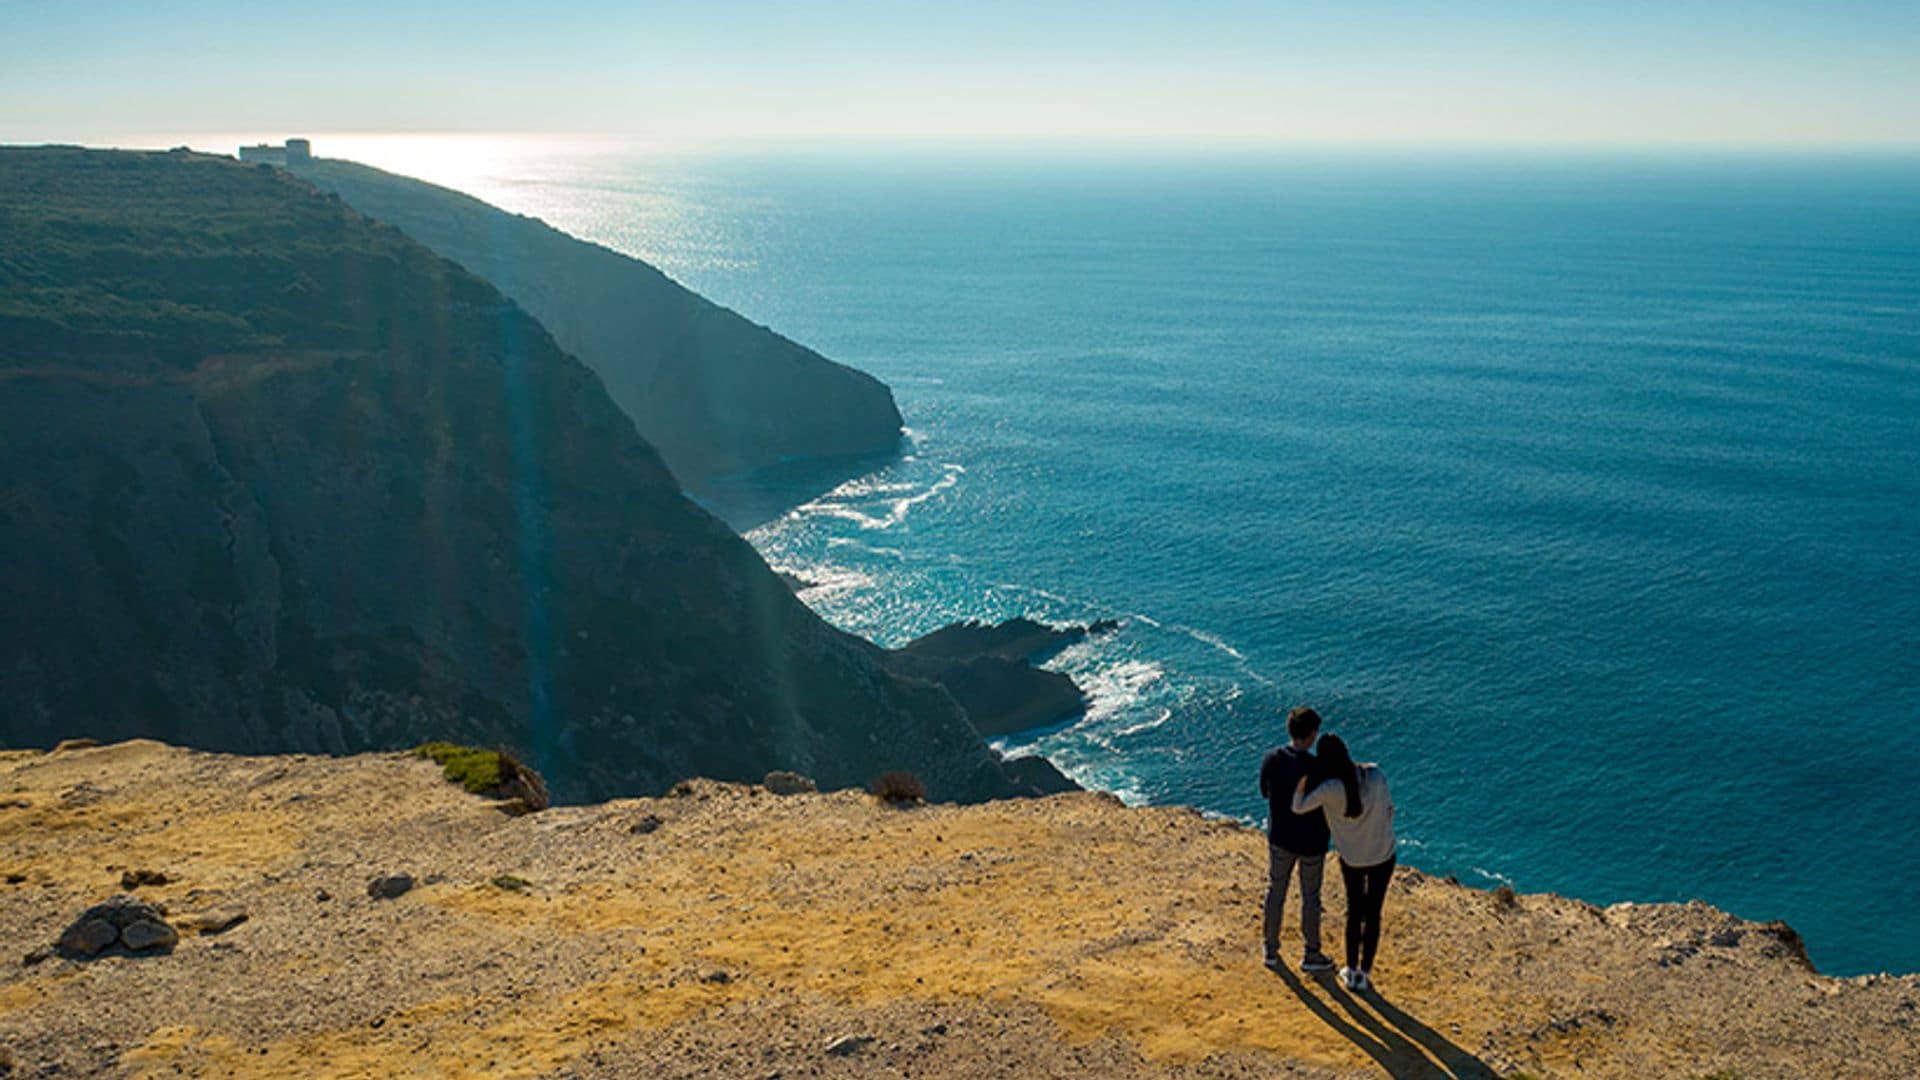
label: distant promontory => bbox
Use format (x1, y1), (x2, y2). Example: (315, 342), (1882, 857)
(282, 152), (904, 489)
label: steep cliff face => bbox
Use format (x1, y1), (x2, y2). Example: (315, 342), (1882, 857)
(0, 147), (1005, 802)
(283, 156), (903, 489)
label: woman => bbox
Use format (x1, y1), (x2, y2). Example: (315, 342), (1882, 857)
(1292, 733), (1396, 991)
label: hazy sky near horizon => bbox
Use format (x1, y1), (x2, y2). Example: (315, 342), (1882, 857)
(4, 1), (1918, 148)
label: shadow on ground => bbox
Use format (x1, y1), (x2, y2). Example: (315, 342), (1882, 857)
(1271, 966), (1501, 1079)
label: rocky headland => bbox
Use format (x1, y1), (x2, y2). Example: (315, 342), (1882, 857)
(3, 740), (1915, 1078)
(281, 154), (903, 489)
(885, 617), (1112, 739)
(0, 146), (1029, 803)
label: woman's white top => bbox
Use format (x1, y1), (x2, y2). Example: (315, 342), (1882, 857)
(1292, 763), (1396, 868)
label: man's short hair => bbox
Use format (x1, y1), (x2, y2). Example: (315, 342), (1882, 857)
(1286, 706), (1322, 741)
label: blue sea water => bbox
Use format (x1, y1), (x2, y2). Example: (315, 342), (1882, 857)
(336, 141), (1920, 975)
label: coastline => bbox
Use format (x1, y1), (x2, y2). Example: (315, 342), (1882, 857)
(747, 471), (1908, 977)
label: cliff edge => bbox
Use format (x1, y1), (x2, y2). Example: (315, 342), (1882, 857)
(2, 741), (1914, 1078)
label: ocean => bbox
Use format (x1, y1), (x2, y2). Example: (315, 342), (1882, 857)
(282, 138), (1920, 975)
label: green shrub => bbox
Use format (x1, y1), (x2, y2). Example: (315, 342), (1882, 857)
(415, 741), (505, 792)
(412, 742), (549, 810)
(490, 874), (532, 892)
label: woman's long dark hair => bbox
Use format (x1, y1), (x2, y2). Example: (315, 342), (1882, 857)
(1316, 734), (1364, 818)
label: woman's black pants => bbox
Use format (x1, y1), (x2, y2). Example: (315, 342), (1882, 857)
(1340, 856), (1395, 971)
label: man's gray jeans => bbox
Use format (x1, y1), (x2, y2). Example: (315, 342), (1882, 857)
(1262, 844), (1325, 958)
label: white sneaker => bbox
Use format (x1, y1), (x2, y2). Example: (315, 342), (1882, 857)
(1355, 969), (1373, 992)
(1338, 966), (1360, 990)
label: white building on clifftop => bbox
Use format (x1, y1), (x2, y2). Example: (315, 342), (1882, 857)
(237, 138), (311, 166)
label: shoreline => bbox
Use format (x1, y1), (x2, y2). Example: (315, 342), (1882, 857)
(760, 540), (1899, 978)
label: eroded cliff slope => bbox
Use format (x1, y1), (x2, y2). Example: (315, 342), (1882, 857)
(0, 147), (1007, 802)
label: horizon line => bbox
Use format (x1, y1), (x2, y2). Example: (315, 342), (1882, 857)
(7, 130), (1920, 159)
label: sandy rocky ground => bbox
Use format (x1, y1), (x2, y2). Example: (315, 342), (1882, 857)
(1, 741), (1916, 1079)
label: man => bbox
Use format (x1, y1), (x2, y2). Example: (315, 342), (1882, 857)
(1259, 706), (1334, 972)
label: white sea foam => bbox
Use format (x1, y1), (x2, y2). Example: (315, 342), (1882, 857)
(1081, 659), (1165, 723)
(1167, 622), (1275, 687)
(785, 462), (965, 532)
(1169, 622), (1246, 661)
(825, 538), (910, 561)
(1110, 707), (1173, 739)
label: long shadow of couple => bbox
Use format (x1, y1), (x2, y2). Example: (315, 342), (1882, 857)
(1269, 965), (1501, 1079)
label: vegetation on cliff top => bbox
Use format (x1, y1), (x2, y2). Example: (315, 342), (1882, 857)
(413, 743), (526, 797)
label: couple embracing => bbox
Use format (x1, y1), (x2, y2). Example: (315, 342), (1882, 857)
(1258, 706), (1397, 992)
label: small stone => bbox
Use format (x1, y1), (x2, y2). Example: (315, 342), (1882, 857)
(57, 918), (118, 957)
(5, 873), (25, 884)
(179, 907), (248, 934)
(314, 889), (331, 902)
(22, 944), (54, 967)
(52, 738), (101, 753)
(823, 1034), (874, 1057)
(630, 814), (664, 835)
(700, 969), (732, 984)
(121, 919), (179, 951)
(762, 771), (818, 796)
(367, 873), (415, 900)
(120, 869), (169, 890)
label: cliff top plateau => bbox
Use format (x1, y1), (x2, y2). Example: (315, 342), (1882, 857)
(3, 740), (1915, 1079)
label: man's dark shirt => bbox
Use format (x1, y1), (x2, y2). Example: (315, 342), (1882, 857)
(1260, 745), (1330, 854)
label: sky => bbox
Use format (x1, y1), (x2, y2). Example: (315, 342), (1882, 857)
(3, 0), (1918, 149)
